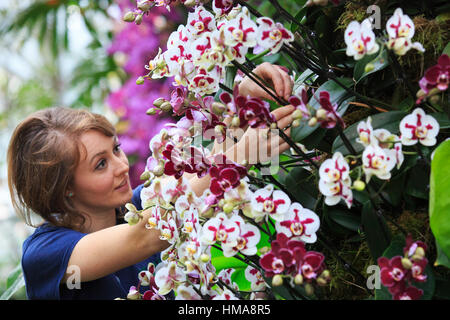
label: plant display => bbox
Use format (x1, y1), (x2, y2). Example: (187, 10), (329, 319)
(119, 0), (450, 300)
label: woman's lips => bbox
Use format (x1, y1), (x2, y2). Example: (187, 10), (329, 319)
(115, 178), (130, 192)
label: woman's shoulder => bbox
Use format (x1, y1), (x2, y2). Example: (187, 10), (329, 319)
(22, 223), (85, 267)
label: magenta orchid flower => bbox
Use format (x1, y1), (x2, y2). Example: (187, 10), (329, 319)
(316, 91), (345, 129)
(378, 256), (408, 295)
(288, 87), (311, 119)
(212, 0), (235, 18)
(393, 286), (423, 300)
(399, 108), (440, 146)
(418, 54), (450, 102)
(239, 97), (276, 128)
(260, 233), (301, 277)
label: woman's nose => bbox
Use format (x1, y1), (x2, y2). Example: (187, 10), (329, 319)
(114, 155), (129, 176)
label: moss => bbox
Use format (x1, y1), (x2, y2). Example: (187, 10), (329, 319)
(398, 16), (450, 82)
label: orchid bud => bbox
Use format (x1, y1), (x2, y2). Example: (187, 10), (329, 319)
(183, 0), (196, 7)
(218, 199), (226, 208)
(137, 0), (151, 12)
(270, 122), (278, 129)
(401, 257), (413, 270)
(223, 202), (235, 214)
(412, 247), (425, 261)
(185, 261), (195, 272)
(317, 277), (328, 286)
(294, 273), (303, 285)
(127, 287), (141, 300)
(200, 254), (211, 263)
(429, 94), (440, 104)
(125, 203), (137, 213)
(160, 101), (173, 113)
(304, 283), (314, 296)
(135, 14), (143, 25)
(211, 102), (226, 115)
(201, 207), (215, 218)
(140, 171), (151, 181)
(153, 97), (166, 107)
(124, 211), (140, 225)
(214, 125), (225, 136)
(248, 170), (258, 177)
(292, 119), (301, 127)
(240, 159), (248, 167)
(152, 164), (165, 177)
(320, 270), (331, 280)
(353, 180), (365, 191)
(259, 246), (271, 255)
(136, 76), (145, 85)
(272, 275), (283, 287)
(416, 89), (426, 99)
(143, 179), (152, 188)
(364, 63), (375, 73)
(231, 116), (240, 128)
(123, 11), (136, 22)
(292, 109), (303, 120)
(308, 117), (317, 126)
(315, 108), (327, 120)
(146, 107), (157, 115)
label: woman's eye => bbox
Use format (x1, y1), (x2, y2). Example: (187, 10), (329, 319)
(96, 159), (106, 170)
(114, 143), (121, 153)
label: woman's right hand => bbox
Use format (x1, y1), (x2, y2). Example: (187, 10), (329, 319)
(225, 104), (296, 167)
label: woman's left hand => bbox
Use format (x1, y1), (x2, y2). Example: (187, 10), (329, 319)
(238, 62), (294, 102)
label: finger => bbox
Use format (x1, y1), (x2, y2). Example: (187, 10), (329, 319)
(258, 63), (286, 101)
(277, 113), (294, 129)
(276, 65), (294, 101)
(271, 104), (295, 121)
(278, 141), (291, 154)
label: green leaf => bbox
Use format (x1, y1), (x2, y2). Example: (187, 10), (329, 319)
(291, 6), (308, 33)
(291, 78), (354, 143)
(429, 140), (450, 259)
(353, 47), (389, 83)
(434, 239), (450, 269)
(0, 265), (25, 300)
(404, 161), (430, 200)
(443, 41), (450, 56)
(361, 201), (391, 260)
(231, 268), (251, 292)
(326, 208), (361, 232)
(332, 111), (407, 156)
(283, 167), (318, 209)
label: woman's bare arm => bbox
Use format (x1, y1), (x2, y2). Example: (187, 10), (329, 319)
(61, 210), (169, 283)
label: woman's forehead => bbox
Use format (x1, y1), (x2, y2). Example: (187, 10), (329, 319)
(78, 130), (116, 161)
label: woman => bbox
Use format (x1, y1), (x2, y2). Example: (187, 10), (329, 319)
(7, 63), (295, 300)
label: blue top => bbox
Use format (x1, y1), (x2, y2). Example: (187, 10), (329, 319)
(21, 184), (162, 300)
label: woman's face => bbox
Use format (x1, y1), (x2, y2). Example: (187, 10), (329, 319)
(71, 130), (132, 215)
